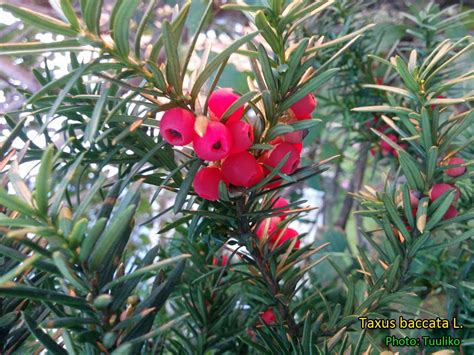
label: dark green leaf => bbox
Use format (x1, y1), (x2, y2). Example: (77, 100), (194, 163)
(0, 40), (83, 56)
(381, 193), (412, 243)
(111, 0), (139, 57)
(79, 217), (107, 263)
(134, 0), (158, 58)
(23, 313), (68, 355)
(424, 191), (454, 231)
(0, 4), (77, 36)
(162, 21), (182, 94)
(395, 56), (419, 92)
(88, 204), (136, 270)
(257, 44), (278, 98)
(181, 0), (213, 76)
(35, 145), (54, 216)
(0, 116), (27, 159)
(423, 229), (474, 251)
(254, 11), (281, 56)
(174, 160), (201, 213)
(0, 189), (35, 216)
(52, 251), (90, 293)
(102, 254), (191, 290)
(85, 88), (109, 143)
(84, 0), (103, 35)
(0, 285), (90, 309)
(221, 91), (258, 122)
(280, 39), (309, 94)
(398, 151), (425, 191)
(279, 69), (338, 112)
(60, 0), (80, 29)
(149, 1), (191, 63)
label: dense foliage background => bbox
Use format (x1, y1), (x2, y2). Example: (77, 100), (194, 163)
(0, 0), (473, 354)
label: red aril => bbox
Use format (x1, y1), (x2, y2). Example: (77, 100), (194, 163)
(226, 121), (253, 154)
(443, 205), (458, 220)
(193, 166), (227, 201)
(261, 308), (276, 325)
(261, 143), (300, 175)
(289, 93), (316, 120)
(445, 157), (466, 177)
(275, 228), (300, 249)
(256, 217), (281, 239)
(208, 88), (244, 123)
(272, 197), (289, 219)
(159, 107), (196, 146)
(430, 183), (460, 202)
(193, 121), (233, 161)
(222, 151), (264, 187)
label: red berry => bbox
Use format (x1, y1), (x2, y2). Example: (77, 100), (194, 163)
(256, 217), (281, 239)
(443, 205), (458, 220)
(380, 134), (397, 156)
(222, 151), (264, 187)
(430, 183), (460, 202)
(445, 157), (466, 177)
(257, 220), (300, 249)
(193, 121), (233, 161)
(276, 228), (300, 249)
(293, 143), (303, 154)
(226, 121), (253, 154)
(370, 147), (377, 156)
(193, 166), (227, 201)
(262, 143), (300, 175)
(273, 197), (289, 210)
(289, 93), (316, 120)
(208, 88), (244, 123)
(409, 191), (420, 208)
(261, 308), (276, 325)
(282, 130), (303, 144)
(272, 197), (289, 219)
(159, 107), (196, 146)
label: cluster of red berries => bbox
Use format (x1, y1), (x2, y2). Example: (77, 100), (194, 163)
(407, 156), (466, 222)
(255, 197), (301, 250)
(159, 88), (317, 201)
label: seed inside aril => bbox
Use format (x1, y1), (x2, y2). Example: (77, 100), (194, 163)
(168, 129), (182, 138)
